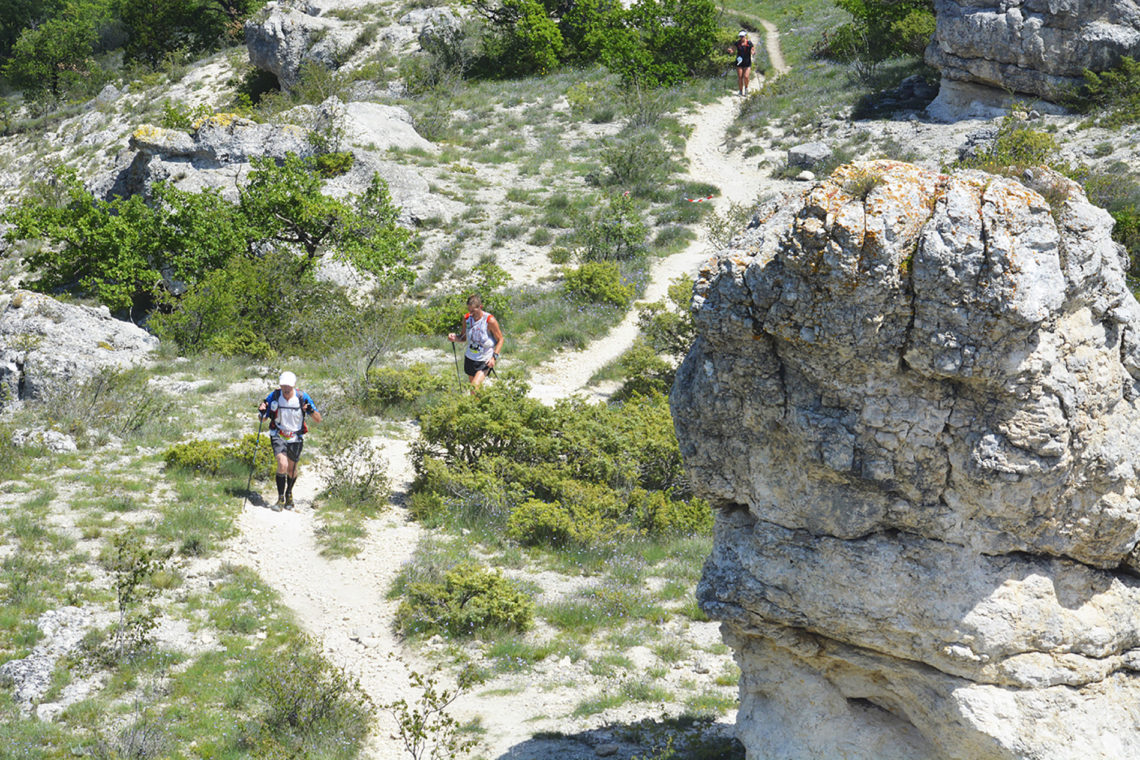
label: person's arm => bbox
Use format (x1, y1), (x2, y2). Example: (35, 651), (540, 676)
(303, 393), (322, 425)
(487, 315), (504, 367)
(258, 392), (271, 417)
(448, 317), (467, 343)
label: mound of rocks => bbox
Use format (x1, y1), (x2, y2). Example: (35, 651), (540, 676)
(673, 160), (1140, 758)
(926, 0), (1140, 115)
(0, 290), (158, 406)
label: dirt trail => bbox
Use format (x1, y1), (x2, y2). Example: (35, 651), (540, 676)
(526, 21), (787, 403)
(222, 20), (789, 760)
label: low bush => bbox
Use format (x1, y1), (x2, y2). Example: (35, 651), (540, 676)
(321, 434), (391, 507)
(1068, 56), (1140, 128)
(412, 383), (708, 548)
(577, 193), (648, 263)
(313, 150), (356, 177)
(564, 261), (635, 307)
(397, 562), (533, 638)
(365, 364), (452, 411)
(953, 111), (1059, 173)
(163, 434), (274, 479)
(35, 367), (174, 445)
(245, 636), (374, 757)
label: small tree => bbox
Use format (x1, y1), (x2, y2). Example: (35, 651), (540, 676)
(241, 154), (416, 284)
(107, 531), (171, 661)
(384, 669), (477, 760)
(3, 4), (101, 99)
(6, 167), (162, 314)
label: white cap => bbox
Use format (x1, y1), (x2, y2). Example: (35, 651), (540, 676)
(738, 30), (747, 36)
(279, 371), (297, 387)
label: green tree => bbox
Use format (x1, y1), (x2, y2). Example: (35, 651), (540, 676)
(0, 0), (66, 61)
(5, 167), (160, 313)
(117, 0), (260, 64)
(241, 154), (416, 284)
(3, 2), (102, 98)
(825, 0), (934, 63)
(5, 154), (416, 316)
(597, 0), (717, 86)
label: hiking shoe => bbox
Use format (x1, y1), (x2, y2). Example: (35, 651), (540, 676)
(284, 494), (294, 509)
(272, 496), (285, 512)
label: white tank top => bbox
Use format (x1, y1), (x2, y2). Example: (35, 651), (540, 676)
(464, 312), (495, 361)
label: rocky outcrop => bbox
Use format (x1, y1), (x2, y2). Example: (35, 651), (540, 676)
(673, 160), (1140, 758)
(926, 0), (1140, 112)
(98, 99), (459, 224)
(0, 290), (158, 405)
(245, 3), (357, 89)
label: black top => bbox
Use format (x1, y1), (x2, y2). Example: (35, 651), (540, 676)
(735, 39), (754, 68)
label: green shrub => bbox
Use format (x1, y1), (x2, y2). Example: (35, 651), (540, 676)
(954, 111), (1059, 173)
(597, 130), (670, 192)
(163, 440), (224, 474)
(365, 364), (452, 410)
(313, 151), (356, 177)
(1068, 56), (1140, 127)
(397, 562), (533, 638)
(564, 261), (635, 307)
(403, 262), (513, 335)
(321, 434), (391, 507)
(616, 339), (673, 398)
(577, 192), (648, 262)
(160, 101), (213, 131)
(630, 488), (712, 534)
(246, 636), (374, 757)
(815, 0), (933, 64)
(506, 498), (576, 545)
(163, 434), (274, 478)
(413, 386), (703, 546)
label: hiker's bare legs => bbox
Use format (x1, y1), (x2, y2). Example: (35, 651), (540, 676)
(276, 452), (299, 479)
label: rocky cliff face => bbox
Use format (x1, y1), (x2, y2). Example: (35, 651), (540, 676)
(926, 0), (1140, 114)
(672, 160), (1140, 759)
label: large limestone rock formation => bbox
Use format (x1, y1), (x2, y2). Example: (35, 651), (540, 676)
(673, 160), (1140, 759)
(0, 290), (158, 405)
(96, 99), (459, 225)
(926, 0), (1140, 116)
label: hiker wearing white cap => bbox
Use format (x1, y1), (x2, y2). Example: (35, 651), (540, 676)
(731, 30), (755, 96)
(258, 370), (322, 510)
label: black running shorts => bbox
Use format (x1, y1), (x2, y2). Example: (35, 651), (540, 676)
(271, 433), (304, 462)
(464, 355), (491, 377)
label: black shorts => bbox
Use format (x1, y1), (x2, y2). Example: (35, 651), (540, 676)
(271, 434), (304, 462)
(464, 356), (491, 377)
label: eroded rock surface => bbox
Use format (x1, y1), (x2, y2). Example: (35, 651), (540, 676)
(673, 160), (1140, 759)
(98, 99), (459, 224)
(926, 0), (1140, 109)
(0, 290), (158, 406)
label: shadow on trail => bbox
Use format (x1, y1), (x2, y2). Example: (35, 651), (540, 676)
(495, 716), (744, 760)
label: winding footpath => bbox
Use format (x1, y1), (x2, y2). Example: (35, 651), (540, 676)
(222, 22), (789, 760)
(527, 22), (789, 403)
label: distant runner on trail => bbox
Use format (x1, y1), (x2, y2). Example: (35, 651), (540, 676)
(732, 30), (755, 96)
(258, 371), (322, 510)
(448, 294), (504, 390)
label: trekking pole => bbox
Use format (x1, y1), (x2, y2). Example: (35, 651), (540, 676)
(242, 413), (265, 509)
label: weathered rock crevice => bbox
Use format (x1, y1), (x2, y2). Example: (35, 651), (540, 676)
(675, 161), (1140, 758)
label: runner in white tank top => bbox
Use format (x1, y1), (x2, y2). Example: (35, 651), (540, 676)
(448, 293), (504, 391)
